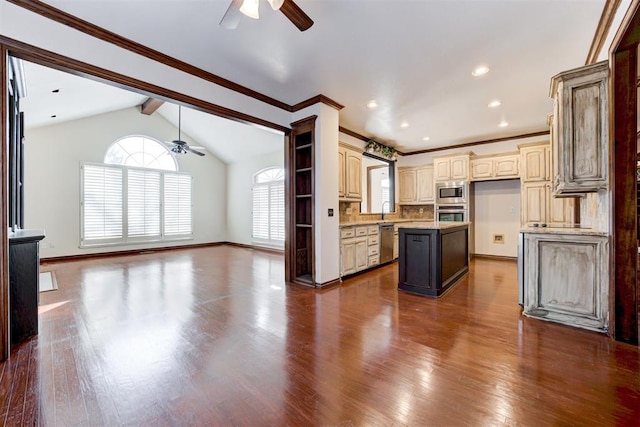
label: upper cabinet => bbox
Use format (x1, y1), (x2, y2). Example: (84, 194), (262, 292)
(398, 165), (434, 204)
(470, 153), (519, 181)
(550, 60), (609, 194)
(338, 144), (362, 201)
(434, 153), (471, 181)
(520, 143), (550, 182)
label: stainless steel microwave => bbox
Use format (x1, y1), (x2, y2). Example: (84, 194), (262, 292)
(435, 181), (468, 204)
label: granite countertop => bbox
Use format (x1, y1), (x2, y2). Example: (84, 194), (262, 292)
(397, 221), (470, 230)
(520, 225), (608, 237)
(8, 229), (46, 243)
(339, 219), (420, 227)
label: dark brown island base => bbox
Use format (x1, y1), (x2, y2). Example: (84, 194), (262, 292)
(397, 222), (469, 297)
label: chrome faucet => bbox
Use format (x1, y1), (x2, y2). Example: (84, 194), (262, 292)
(381, 201), (390, 220)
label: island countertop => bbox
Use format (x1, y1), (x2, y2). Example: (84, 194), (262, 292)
(397, 221), (470, 230)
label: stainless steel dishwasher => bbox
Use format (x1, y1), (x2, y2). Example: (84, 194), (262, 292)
(379, 224), (394, 264)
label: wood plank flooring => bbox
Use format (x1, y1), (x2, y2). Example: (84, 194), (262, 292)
(1, 245), (639, 425)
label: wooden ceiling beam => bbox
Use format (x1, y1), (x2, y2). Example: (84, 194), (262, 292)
(139, 97), (164, 115)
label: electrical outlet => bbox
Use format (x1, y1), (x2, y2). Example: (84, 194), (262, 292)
(419, 208), (424, 214)
(510, 207), (516, 214)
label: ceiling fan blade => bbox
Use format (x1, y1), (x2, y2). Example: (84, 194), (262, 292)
(220, 0), (243, 29)
(279, 0), (313, 32)
(184, 146), (206, 157)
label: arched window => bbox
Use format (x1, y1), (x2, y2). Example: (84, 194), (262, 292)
(105, 135), (177, 171)
(81, 135), (191, 246)
(252, 167), (285, 247)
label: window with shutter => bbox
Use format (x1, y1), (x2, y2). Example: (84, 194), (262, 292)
(80, 135), (193, 247)
(252, 168), (285, 248)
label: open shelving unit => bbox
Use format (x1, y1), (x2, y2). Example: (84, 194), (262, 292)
(287, 116), (317, 286)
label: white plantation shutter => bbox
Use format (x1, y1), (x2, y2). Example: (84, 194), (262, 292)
(270, 182), (285, 241)
(82, 164), (123, 243)
(252, 168), (285, 247)
(127, 169), (161, 239)
(252, 185), (269, 239)
(164, 173), (192, 237)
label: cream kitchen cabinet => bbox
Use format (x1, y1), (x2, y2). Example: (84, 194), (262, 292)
(398, 165), (434, 204)
(521, 182), (575, 226)
(398, 167), (417, 203)
(523, 231), (609, 333)
(550, 61), (609, 194)
(340, 225), (375, 276)
(470, 153), (519, 181)
(433, 153), (471, 181)
(519, 143), (550, 182)
(338, 144), (362, 201)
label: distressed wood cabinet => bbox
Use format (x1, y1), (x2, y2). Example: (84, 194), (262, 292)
(523, 232), (609, 333)
(433, 153), (471, 181)
(550, 60), (609, 194)
(470, 153), (519, 181)
(338, 144), (362, 201)
(520, 143), (549, 182)
(521, 182), (575, 226)
(340, 226), (376, 276)
(398, 165), (434, 204)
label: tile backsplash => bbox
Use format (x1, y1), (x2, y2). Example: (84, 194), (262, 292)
(339, 201), (434, 222)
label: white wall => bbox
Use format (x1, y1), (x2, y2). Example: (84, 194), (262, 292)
(226, 149), (284, 246)
(24, 107), (227, 258)
(473, 180), (521, 257)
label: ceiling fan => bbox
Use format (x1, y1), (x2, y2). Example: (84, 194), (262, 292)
(168, 106), (205, 157)
(220, 0), (314, 32)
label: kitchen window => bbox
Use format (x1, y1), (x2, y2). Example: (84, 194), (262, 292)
(80, 136), (192, 246)
(252, 167), (285, 248)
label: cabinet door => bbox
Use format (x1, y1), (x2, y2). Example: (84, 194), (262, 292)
(450, 156), (469, 180)
(338, 148), (346, 198)
(523, 233), (609, 332)
(470, 158), (493, 180)
(520, 145), (549, 182)
(341, 239), (356, 276)
(416, 166), (434, 202)
(494, 155), (519, 178)
(552, 61), (608, 194)
(434, 159), (451, 181)
(521, 183), (547, 225)
(355, 238), (368, 271)
(345, 150), (362, 199)
(398, 168), (417, 203)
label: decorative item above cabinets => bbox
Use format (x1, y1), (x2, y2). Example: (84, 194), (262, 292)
(550, 60), (609, 194)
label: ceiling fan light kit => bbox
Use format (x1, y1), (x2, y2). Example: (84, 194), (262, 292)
(221, 0), (313, 32)
(170, 106), (205, 157)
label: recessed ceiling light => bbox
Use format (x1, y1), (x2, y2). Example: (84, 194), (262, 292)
(367, 100), (378, 109)
(422, 137), (430, 141)
(499, 120), (509, 128)
(51, 89), (60, 93)
(50, 115), (57, 118)
(488, 100), (501, 108)
(472, 66), (490, 77)
(400, 121), (409, 128)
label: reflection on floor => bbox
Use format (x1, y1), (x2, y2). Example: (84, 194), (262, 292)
(1, 246), (639, 425)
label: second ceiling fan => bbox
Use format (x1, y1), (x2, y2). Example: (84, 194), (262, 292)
(220, 0), (313, 32)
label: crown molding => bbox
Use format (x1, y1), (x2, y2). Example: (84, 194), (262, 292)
(402, 130), (550, 156)
(292, 95), (344, 112)
(586, 0), (623, 64)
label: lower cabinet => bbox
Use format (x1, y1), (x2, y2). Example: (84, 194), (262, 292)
(340, 225), (379, 276)
(523, 232), (609, 332)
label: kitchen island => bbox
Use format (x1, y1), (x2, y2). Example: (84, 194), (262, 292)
(397, 222), (469, 297)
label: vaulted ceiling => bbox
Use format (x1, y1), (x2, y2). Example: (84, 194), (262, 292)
(18, 0), (624, 152)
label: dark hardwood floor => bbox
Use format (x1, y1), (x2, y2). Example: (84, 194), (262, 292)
(1, 246), (639, 425)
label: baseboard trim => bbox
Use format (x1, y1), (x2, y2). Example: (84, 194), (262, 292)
(472, 254), (517, 262)
(315, 278), (342, 289)
(40, 242), (225, 264)
(223, 242), (285, 255)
